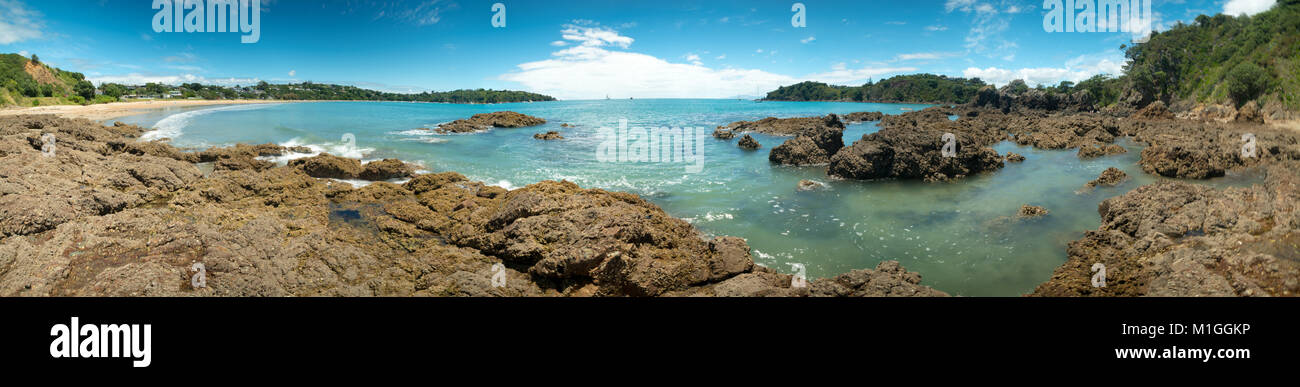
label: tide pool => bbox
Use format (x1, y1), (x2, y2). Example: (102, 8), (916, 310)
(114, 99), (1262, 296)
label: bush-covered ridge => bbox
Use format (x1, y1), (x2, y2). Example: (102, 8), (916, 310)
(1123, 0), (1299, 109)
(764, 74), (987, 104)
(1, 53), (556, 107)
(766, 1), (1298, 112)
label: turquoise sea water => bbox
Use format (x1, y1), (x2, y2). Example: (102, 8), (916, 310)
(114, 100), (1263, 296)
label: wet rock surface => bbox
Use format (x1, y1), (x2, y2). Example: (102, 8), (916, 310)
(435, 111), (546, 134)
(0, 115), (947, 297)
(1076, 143), (1127, 159)
(533, 131), (563, 140)
(829, 108), (1004, 181)
(1033, 164), (1300, 296)
(769, 114), (845, 166)
(289, 153), (363, 179)
(843, 111), (884, 123)
(796, 179), (827, 191)
(717, 114), (845, 137)
(1017, 205), (1049, 219)
(1082, 167), (1128, 190)
(737, 134), (760, 150)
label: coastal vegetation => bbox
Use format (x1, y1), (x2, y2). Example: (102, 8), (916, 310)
(2, 53), (555, 108)
(766, 1), (1299, 112)
(764, 74), (986, 104)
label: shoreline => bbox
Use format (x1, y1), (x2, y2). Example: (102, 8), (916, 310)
(0, 99), (294, 121)
(0, 101), (1296, 297)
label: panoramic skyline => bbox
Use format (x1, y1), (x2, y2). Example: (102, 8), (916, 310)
(0, 0), (1281, 99)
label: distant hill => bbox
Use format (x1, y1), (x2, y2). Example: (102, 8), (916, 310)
(0, 53), (92, 107)
(2, 53), (556, 107)
(763, 74), (987, 104)
(765, 1), (1298, 113)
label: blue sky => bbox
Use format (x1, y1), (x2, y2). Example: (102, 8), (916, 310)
(0, 0), (1280, 99)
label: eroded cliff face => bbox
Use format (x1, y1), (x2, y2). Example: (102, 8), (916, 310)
(0, 115), (946, 297)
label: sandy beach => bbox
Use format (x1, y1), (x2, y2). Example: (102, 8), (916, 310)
(0, 99), (291, 121)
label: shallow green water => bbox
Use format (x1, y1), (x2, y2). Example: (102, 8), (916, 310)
(115, 100), (1262, 296)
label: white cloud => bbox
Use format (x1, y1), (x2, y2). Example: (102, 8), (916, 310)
(288, 70), (296, 77)
(948, 1), (1015, 59)
(17, 50), (28, 57)
(715, 54), (726, 60)
(945, 0), (976, 12)
(806, 63), (917, 84)
(0, 0), (43, 45)
(500, 48), (796, 99)
(370, 0), (455, 26)
(961, 52), (1128, 87)
(1223, 0), (1276, 16)
(550, 40), (568, 47)
(800, 36), (816, 44)
(895, 52), (955, 61)
(560, 24), (634, 48)
(925, 25), (948, 32)
(500, 25), (917, 99)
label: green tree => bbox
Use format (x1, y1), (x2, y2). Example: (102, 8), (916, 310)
(74, 80), (96, 100)
(102, 83), (128, 98)
(145, 83), (168, 95)
(1225, 62), (1271, 105)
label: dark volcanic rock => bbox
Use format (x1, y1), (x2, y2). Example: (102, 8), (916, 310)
(1008, 114), (1121, 150)
(1082, 167), (1127, 190)
(768, 114), (845, 166)
(1033, 166), (1300, 296)
(712, 127), (737, 139)
(1004, 152), (1026, 162)
(737, 134), (761, 150)
(670, 261), (949, 297)
(1128, 119), (1299, 179)
(843, 111), (884, 123)
(533, 131), (564, 140)
(829, 109), (1004, 181)
(0, 114), (950, 298)
(717, 114), (843, 137)
(1076, 143), (1127, 159)
(435, 111), (546, 134)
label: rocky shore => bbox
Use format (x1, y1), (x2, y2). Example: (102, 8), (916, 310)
(1032, 163), (1300, 296)
(703, 84), (1299, 297)
(0, 115), (946, 297)
(434, 111), (546, 134)
(4, 82), (1299, 297)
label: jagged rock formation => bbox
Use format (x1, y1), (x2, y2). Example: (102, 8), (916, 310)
(0, 115), (946, 297)
(768, 114), (845, 166)
(1033, 164), (1300, 296)
(435, 111), (546, 134)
